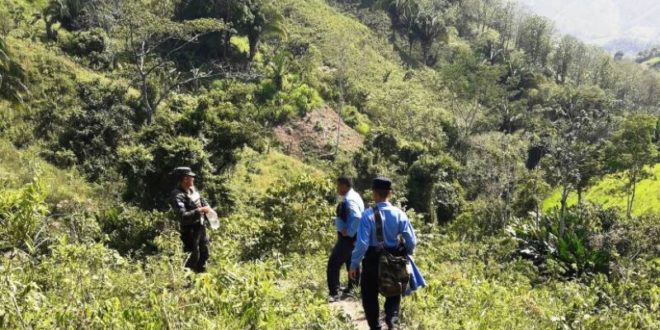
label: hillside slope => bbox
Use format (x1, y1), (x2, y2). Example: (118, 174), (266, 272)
(1, 0), (659, 329)
(278, 0), (450, 139)
(544, 164), (660, 216)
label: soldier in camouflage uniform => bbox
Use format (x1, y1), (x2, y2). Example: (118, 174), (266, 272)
(169, 167), (212, 273)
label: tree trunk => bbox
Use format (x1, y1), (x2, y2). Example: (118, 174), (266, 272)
(535, 201), (540, 228)
(248, 33), (259, 63)
(142, 91), (153, 124)
(45, 18), (56, 40)
(559, 185), (569, 236)
(627, 170), (637, 219)
(421, 43), (429, 66)
(334, 104), (341, 158)
(140, 74), (154, 124)
(577, 186), (583, 206)
(223, 30), (232, 59)
(429, 190), (437, 224)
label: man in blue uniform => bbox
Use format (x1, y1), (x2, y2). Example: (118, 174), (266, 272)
(169, 167), (212, 273)
(327, 175), (365, 302)
(349, 176), (417, 330)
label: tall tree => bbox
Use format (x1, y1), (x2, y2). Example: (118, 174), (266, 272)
(552, 35), (580, 84)
(241, 0), (287, 63)
(493, 1), (518, 50)
(380, 0), (419, 57)
(43, 0), (86, 39)
(78, 0), (124, 33)
(463, 132), (525, 231)
(380, 0), (409, 42)
(175, 0), (253, 59)
(516, 15), (553, 69)
(118, 1), (225, 123)
(413, 10), (446, 65)
(606, 114), (658, 218)
(544, 86), (612, 234)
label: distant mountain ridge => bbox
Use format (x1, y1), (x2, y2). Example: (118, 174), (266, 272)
(602, 38), (656, 57)
(518, 0), (660, 55)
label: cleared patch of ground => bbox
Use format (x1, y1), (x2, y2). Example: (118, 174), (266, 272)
(273, 107), (364, 158)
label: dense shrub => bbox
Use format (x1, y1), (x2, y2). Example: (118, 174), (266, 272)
(96, 205), (171, 256)
(0, 36), (28, 102)
(340, 105), (371, 134)
(61, 28), (106, 56)
(258, 83), (324, 124)
(244, 174), (334, 258)
(119, 136), (214, 209)
(507, 204), (624, 278)
(0, 179), (47, 252)
(407, 153), (463, 223)
(41, 80), (136, 180)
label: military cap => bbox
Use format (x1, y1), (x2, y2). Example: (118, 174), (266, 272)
(372, 176), (393, 190)
(171, 166), (196, 178)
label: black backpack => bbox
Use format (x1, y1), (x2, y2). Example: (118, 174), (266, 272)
(373, 206), (411, 297)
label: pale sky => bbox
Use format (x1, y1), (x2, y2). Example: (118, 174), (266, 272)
(516, 0), (660, 49)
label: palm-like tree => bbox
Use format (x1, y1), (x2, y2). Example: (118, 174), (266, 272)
(269, 50), (289, 91)
(379, 0), (419, 57)
(43, 0), (85, 40)
(414, 11), (446, 65)
(244, 1), (287, 63)
(0, 37), (28, 102)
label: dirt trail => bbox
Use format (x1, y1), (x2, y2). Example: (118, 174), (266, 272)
(333, 298), (369, 330)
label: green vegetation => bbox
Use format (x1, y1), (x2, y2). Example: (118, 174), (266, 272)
(544, 164), (660, 217)
(0, 0), (659, 328)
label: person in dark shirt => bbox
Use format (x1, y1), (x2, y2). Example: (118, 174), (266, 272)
(169, 167), (212, 273)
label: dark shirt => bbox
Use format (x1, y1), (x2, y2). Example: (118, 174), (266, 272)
(169, 187), (208, 227)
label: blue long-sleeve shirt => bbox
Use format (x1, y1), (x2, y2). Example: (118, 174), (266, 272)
(350, 202), (417, 271)
(334, 188), (365, 237)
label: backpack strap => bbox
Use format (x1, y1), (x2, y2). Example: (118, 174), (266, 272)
(337, 201), (348, 223)
(373, 206), (384, 243)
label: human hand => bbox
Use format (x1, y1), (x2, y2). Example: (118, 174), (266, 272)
(341, 229), (348, 237)
(198, 206), (211, 214)
(348, 269), (358, 280)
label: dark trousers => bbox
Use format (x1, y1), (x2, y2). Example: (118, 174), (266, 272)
(327, 233), (359, 296)
(180, 224), (209, 273)
(361, 247), (401, 330)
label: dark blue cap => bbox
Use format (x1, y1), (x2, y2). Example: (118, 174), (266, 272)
(372, 176), (392, 190)
(337, 175), (353, 187)
(171, 166), (196, 178)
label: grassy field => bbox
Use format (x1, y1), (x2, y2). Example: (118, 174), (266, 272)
(544, 163), (660, 216)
